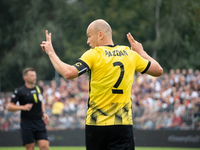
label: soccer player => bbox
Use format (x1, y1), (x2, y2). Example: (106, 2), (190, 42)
(41, 19), (163, 150)
(7, 68), (49, 150)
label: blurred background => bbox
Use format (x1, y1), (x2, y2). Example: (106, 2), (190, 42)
(0, 0), (200, 147)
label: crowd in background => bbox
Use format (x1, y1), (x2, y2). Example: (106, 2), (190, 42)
(0, 69), (200, 131)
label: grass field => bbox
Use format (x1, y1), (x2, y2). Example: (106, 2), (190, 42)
(0, 147), (199, 150)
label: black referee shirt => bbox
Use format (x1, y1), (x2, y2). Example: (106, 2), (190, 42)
(11, 85), (43, 119)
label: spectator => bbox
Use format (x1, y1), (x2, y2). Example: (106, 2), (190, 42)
(52, 98), (64, 118)
(186, 68), (194, 84)
(0, 100), (4, 118)
(155, 111), (167, 130)
(167, 113), (182, 130)
(0, 117), (10, 131)
(47, 115), (59, 131)
(76, 100), (87, 129)
(63, 98), (76, 115)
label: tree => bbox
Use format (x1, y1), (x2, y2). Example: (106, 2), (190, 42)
(1, 0), (200, 91)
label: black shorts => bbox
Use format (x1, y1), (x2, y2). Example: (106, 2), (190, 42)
(20, 118), (48, 146)
(85, 125), (135, 150)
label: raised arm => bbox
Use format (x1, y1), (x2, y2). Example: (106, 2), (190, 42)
(40, 30), (78, 79)
(127, 32), (163, 77)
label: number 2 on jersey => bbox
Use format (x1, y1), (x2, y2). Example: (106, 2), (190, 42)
(112, 62), (124, 94)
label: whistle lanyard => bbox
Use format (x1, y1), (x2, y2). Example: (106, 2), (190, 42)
(33, 86), (41, 103)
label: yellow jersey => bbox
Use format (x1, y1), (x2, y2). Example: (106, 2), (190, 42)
(74, 45), (150, 126)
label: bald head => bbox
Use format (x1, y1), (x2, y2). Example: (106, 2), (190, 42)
(90, 19), (112, 36)
(86, 19), (113, 48)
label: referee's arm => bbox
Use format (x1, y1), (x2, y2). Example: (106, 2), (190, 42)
(7, 102), (33, 112)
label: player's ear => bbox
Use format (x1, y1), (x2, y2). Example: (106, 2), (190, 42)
(23, 76), (26, 81)
(98, 31), (104, 40)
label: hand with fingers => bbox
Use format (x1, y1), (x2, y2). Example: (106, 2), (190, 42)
(126, 32), (144, 55)
(23, 103), (33, 111)
(43, 113), (49, 125)
(40, 30), (54, 55)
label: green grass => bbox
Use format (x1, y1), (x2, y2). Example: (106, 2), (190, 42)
(136, 148), (200, 150)
(0, 147), (199, 150)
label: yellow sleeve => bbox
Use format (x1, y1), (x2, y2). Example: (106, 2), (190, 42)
(79, 49), (95, 69)
(134, 51), (151, 73)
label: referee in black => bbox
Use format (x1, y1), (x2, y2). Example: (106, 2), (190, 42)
(7, 68), (49, 150)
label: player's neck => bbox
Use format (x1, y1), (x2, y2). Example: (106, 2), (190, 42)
(101, 42), (114, 47)
(25, 83), (35, 89)
(100, 38), (114, 46)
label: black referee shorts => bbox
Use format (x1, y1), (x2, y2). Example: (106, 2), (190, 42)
(85, 125), (135, 150)
(20, 118), (48, 146)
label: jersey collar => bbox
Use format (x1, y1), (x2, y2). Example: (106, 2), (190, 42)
(103, 44), (117, 47)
